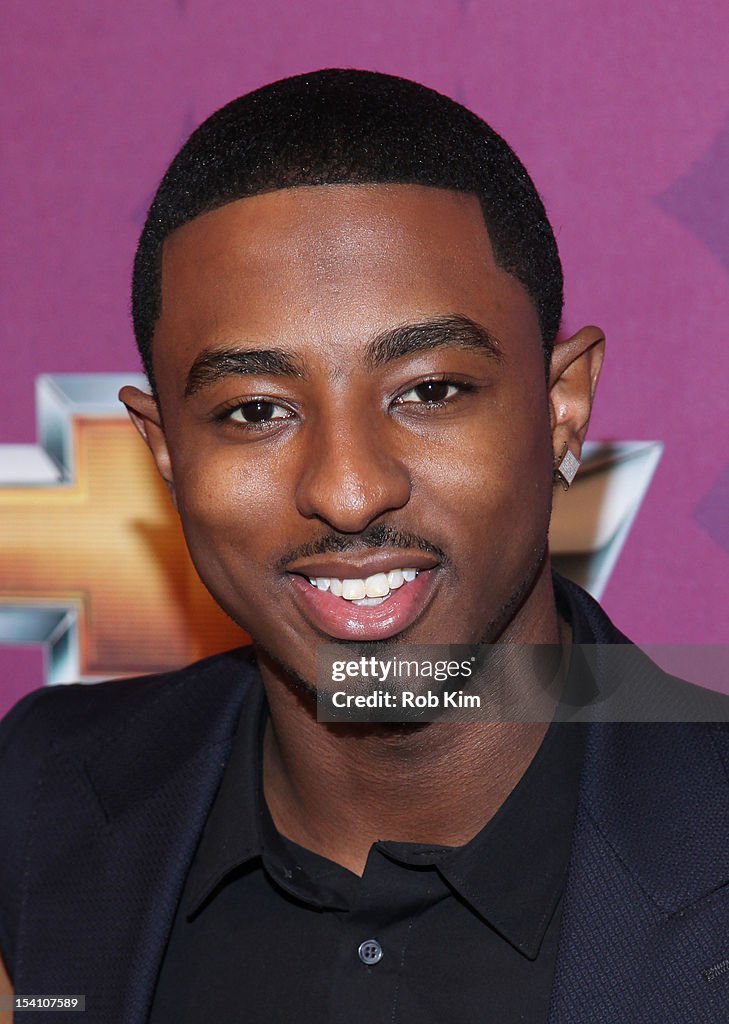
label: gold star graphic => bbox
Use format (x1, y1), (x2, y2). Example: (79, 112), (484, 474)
(0, 376), (246, 681)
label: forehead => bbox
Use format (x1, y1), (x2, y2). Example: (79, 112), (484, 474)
(154, 184), (539, 379)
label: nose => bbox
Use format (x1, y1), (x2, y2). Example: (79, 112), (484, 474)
(294, 415), (412, 533)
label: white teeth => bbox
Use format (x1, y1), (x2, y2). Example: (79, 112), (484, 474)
(365, 572), (390, 598)
(387, 569), (404, 589)
(305, 568), (421, 602)
(342, 578), (367, 601)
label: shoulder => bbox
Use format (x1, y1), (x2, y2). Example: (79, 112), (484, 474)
(0, 647), (257, 965)
(553, 571), (729, 724)
(550, 578), (729, 913)
(0, 645), (257, 760)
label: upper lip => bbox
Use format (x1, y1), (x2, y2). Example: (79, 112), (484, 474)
(286, 552), (440, 579)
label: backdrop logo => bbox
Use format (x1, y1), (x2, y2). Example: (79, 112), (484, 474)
(0, 375), (662, 685)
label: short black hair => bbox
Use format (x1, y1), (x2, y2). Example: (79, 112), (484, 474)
(132, 68), (563, 392)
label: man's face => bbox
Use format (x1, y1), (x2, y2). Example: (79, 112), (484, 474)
(146, 184), (556, 684)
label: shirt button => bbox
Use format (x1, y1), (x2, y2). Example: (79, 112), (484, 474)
(358, 939), (383, 965)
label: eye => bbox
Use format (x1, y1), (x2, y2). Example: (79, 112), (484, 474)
(396, 380), (462, 405)
(227, 400), (292, 423)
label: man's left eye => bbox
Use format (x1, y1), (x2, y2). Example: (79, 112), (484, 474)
(397, 381), (460, 404)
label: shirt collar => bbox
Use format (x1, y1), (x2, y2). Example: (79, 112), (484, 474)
(377, 716), (585, 959)
(185, 679), (349, 916)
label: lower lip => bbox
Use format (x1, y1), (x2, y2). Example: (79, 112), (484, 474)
(289, 570), (437, 641)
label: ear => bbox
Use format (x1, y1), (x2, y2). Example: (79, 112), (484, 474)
(548, 325), (605, 461)
(118, 385), (177, 507)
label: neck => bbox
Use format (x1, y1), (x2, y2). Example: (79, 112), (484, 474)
(260, 563), (569, 876)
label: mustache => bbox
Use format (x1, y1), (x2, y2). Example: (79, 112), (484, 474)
(275, 524), (449, 572)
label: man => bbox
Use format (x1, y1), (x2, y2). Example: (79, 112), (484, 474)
(1, 69), (728, 1023)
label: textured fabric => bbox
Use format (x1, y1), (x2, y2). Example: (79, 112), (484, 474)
(1, 577), (729, 1023)
(0, 649), (256, 1023)
(548, 580), (729, 1023)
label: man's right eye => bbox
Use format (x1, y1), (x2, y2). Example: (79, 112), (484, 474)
(227, 400), (291, 424)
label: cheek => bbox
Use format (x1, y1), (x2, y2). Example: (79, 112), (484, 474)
(424, 452), (551, 544)
(172, 446), (289, 578)
(410, 402), (553, 565)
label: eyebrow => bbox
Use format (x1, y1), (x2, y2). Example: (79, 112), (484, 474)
(183, 315), (502, 398)
(365, 315), (502, 369)
(184, 348), (307, 397)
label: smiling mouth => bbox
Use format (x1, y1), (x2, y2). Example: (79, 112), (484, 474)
(303, 567), (421, 606)
(287, 562), (439, 642)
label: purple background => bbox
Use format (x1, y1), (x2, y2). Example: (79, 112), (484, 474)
(3, 1), (728, 705)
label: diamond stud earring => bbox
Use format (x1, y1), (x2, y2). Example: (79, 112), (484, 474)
(553, 442), (580, 490)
